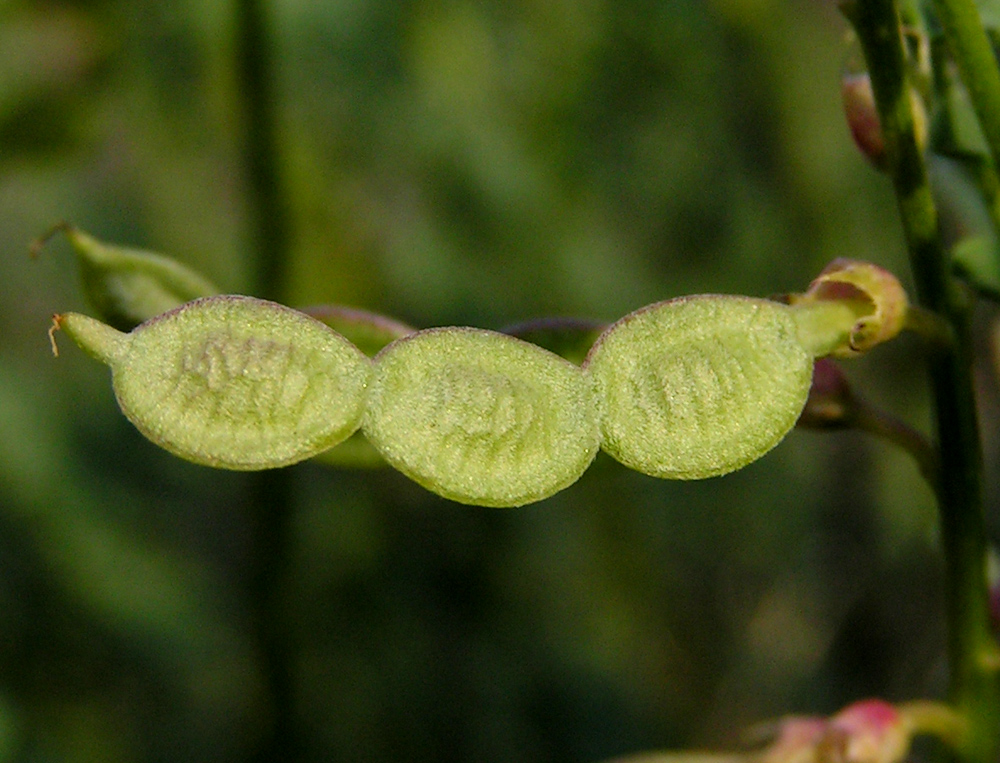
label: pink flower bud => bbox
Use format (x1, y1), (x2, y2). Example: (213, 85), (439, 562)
(760, 717), (828, 763)
(604, 700), (960, 763)
(843, 73), (887, 170)
(842, 73), (927, 171)
(759, 701), (917, 763)
(824, 700), (909, 763)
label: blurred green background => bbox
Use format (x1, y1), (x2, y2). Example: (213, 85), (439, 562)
(1, 0), (992, 761)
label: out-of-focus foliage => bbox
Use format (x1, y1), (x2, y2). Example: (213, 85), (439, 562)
(1, 0), (989, 762)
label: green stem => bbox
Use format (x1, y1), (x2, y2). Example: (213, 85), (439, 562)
(236, 0), (290, 301)
(850, 398), (940, 487)
(234, 0), (299, 760)
(845, 2), (1000, 762)
(900, 700), (968, 749)
(904, 303), (955, 348)
(963, 155), (1000, 238)
(929, 0), (1000, 171)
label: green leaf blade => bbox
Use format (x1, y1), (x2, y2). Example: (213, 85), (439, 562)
(584, 295), (813, 479)
(363, 328), (600, 507)
(109, 296), (372, 470)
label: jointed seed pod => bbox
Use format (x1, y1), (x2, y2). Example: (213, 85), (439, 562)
(47, 256), (910, 504)
(301, 304), (418, 468)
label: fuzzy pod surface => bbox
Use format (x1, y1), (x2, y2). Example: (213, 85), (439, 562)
(363, 327), (601, 506)
(584, 295), (814, 479)
(60, 295), (372, 469)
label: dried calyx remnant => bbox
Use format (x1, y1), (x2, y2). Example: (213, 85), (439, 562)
(46, 228), (912, 507)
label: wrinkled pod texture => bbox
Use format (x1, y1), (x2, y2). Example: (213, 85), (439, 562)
(58, 294), (821, 506)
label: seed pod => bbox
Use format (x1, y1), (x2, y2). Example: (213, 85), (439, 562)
(583, 295), (813, 479)
(299, 305), (416, 357)
(500, 317), (608, 365)
(54, 296), (372, 470)
(35, 224), (219, 331)
(363, 328), (600, 507)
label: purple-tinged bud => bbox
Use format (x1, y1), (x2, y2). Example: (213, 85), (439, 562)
(841, 73), (927, 171)
(843, 73), (887, 170)
(797, 359), (855, 429)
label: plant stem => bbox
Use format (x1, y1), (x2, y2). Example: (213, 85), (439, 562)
(850, 398), (940, 487)
(930, 31), (1000, 251)
(929, 0), (1000, 171)
(234, 0), (299, 760)
(845, 2), (1000, 762)
(236, 0), (290, 301)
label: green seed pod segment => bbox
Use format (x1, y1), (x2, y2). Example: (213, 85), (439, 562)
(583, 295), (814, 480)
(363, 327), (601, 507)
(66, 296), (373, 470)
(64, 225), (219, 331)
